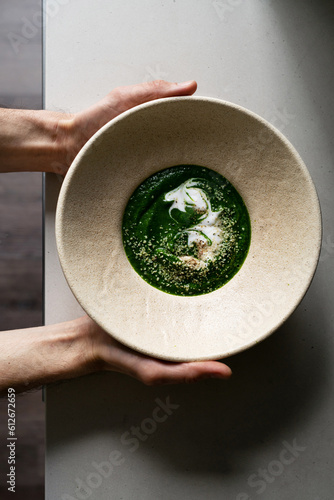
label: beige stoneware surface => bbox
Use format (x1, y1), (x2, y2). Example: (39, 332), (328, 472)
(56, 97), (321, 361)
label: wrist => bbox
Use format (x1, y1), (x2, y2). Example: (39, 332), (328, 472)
(47, 316), (100, 380)
(0, 317), (97, 395)
(53, 113), (98, 175)
(51, 114), (79, 175)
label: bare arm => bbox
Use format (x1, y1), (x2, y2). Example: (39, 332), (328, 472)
(0, 80), (197, 175)
(0, 80), (232, 393)
(0, 108), (69, 174)
(0, 316), (231, 396)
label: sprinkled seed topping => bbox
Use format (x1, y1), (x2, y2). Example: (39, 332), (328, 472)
(122, 165), (251, 296)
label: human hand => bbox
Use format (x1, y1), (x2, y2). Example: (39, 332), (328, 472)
(1, 80), (196, 175)
(82, 315), (232, 385)
(54, 79), (197, 175)
(55, 81), (231, 385)
(0, 313), (230, 396)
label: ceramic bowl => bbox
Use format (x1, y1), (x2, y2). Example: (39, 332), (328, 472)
(56, 97), (321, 361)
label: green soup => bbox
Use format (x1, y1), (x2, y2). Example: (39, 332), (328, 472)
(122, 165), (251, 296)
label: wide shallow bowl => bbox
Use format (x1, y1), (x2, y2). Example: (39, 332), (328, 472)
(56, 96), (321, 361)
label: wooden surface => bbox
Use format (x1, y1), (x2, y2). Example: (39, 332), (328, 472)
(0, 173), (43, 329)
(0, 1), (44, 498)
(0, 172), (44, 500)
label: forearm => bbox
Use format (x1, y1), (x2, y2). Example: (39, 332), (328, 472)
(0, 317), (96, 396)
(0, 108), (74, 174)
(0, 312), (232, 394)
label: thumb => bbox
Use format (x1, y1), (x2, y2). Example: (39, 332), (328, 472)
(101, 79), (198, 115)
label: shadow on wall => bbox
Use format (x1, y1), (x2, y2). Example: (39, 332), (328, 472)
(47, 289), (329, 477)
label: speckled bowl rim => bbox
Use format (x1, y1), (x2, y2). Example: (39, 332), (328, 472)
(56, 96), (322, 361)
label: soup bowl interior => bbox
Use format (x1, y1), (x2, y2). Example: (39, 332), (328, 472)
(56, 97), (321, 361)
